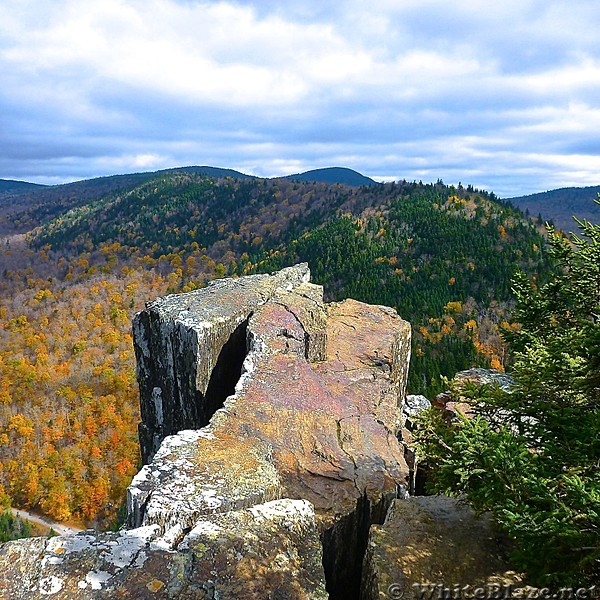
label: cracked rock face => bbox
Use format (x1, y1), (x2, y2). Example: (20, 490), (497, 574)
(133, 264), (317, 464)
(0, 264), (411, 598)
(129, 264), (411, 539)
(360, 496), (525, 600)
(0, 500), (326, 599)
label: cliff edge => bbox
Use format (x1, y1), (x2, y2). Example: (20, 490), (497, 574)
(0, 264), (412, 599)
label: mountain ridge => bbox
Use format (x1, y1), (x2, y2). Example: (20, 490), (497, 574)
(0, 179), (47, 193)
(0, 165), (375, 191)
(282, 166), (379, 187)
(505, 185), (600, 231)
(0, 166), (377, 234)
(4, 167), (598, 234)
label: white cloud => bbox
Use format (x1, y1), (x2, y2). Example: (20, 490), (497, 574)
(0, 0), (599, 195)
(99, 152), (171, 170)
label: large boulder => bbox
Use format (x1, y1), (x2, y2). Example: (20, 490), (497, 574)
(0, 264), (412, 599)
(360, 496), (525, 600)
(434, 368), (516, 420)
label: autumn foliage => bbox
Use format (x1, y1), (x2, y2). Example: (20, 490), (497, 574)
(0, 247), (169, 526)
(0, 173), (549, 527)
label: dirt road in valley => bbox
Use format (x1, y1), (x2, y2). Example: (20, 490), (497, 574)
(9, 508), (84, 536)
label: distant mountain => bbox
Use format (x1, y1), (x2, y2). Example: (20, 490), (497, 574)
(283, 167), (379, 187)
(0, 166), (378, 233)
(163, 166), (255, 180)
(0, 167), (253, 234)
(0, 172), (163, 233)
(0, 179), (46, 193)
(505, 186), (600, 232)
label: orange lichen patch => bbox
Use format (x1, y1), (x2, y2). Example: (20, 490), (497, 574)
(217, 376), (407, 519)
(312, 300), (409, 429)
(191, 435), (266, 479)
(146, 579), (165, 593)
(248, 353), (342, 414)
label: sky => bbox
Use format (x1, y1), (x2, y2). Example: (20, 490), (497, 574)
(1, 0), (600, 197)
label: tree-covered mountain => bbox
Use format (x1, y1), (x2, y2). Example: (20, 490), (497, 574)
(283, 167), (378, 187)
(0, 173), (158, 234)
(506, 185), (600, 232)
(0, 166), (378, 235)
(28, 173), (547, 394)
(0, 179), (47, 194)
(0, 167), (252, 235)
(0, 169), (549, 528)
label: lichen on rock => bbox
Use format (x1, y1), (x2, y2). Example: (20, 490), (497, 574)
(360, 496), (526, 600)
(0, 264), (413, 599)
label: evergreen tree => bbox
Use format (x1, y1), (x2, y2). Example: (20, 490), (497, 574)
(0, 510), (33, 542)
(415, 201), (600, 585)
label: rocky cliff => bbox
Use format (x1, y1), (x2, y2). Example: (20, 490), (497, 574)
(0, 265), (523, 598)
(0, 264), (412, 598)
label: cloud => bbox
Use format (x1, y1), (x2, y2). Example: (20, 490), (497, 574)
(0, 0), (599, 195)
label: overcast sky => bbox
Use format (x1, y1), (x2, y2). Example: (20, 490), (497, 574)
(1, 0), (599, 196)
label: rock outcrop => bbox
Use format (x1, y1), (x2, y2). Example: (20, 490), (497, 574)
(0, 499), (327, 599)
(0, 264), (412, 599)
(434, 368), (516, 420)
(360, 496), (525, 600)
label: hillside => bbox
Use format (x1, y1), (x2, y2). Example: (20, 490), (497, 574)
(28, 174), (547, 393)
(283, 167), (379, 187)
(0, 166), (368, 234)
(506, 185), (600, 232)
(0, 172), (159, 234)
(0, 179), (47, 194)
(0, 170), (548, 528)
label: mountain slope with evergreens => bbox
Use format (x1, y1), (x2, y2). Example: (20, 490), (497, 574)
(28, 173), (548, 395)
(0, 168), (549, 529)
(506, 185), (600, 231)
(0, 166), (372, 234)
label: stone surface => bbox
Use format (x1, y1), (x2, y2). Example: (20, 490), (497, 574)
(0, 264), (412, 599)
(452, 368), (515, 391)
(434, 368), (516, 420)
(403, 394), (432, 427)
(132, 263), (321, 464)
(0, 499), (326, 599)
(128, 267), (412, 598)
(129, 276), (411, 539)
(360, 496), (525, 600)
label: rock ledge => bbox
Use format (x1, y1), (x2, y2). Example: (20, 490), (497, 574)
(0, 264), (412, 599)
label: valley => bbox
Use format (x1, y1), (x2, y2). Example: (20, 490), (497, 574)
(0, 167), (553, 531)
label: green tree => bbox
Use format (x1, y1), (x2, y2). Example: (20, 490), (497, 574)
(415, 202), (600, 585)
(0, 510), (33, 542)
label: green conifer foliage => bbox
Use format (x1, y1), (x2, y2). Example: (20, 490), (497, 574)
(415, 200), (600, 585)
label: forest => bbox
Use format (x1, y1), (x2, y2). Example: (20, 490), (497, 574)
(415, 209), (599, 584)
(0, 172), (550, 531)
(0, 510), (35, 542)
